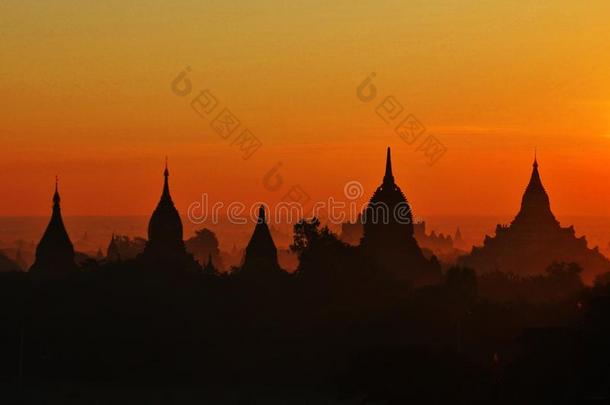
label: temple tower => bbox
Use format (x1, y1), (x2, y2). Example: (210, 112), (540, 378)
(360, 147), (438, 280)
(240, 205), (282, 274)
(30, 179), (77, 274)
(106, 233), (121, 261)
(140, 161), (195, 270)
(460, 154), (610, 281)
(511, 155), (559, 230)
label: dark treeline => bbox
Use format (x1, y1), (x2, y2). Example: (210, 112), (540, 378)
(1, 220), (610, 404)
(3, 150), (610, 403)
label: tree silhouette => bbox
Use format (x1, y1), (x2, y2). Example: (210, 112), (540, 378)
(185, 228), (224, 270)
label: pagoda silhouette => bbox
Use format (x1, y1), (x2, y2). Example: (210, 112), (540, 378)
(202, 253), (217, 275)
(459, 155), (610, 281)
(139, 161), (198, 271)
(30, 179), (77, 274)
(360, 147), (440, 282)
(453, 227), (465, 249)
(238, 205), (283, 276)
(106, 233), (121, 261)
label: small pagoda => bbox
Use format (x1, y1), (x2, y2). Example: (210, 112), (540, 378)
(30, 179), (77, 274)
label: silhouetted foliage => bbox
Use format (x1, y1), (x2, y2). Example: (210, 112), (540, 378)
(292, 219), (347, 273)
(479, 262), (584, 303)
(446, 266), (478, 310)
(5, 151), (607, 403)
(108, 235), (146, 260)
(185, 228), (224, 269)
(594, 271), (610, 287)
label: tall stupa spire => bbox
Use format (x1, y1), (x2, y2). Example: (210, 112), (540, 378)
(162, 157), (171, 201)
(383, 147), (394, 184)
(360, 148), (438, 281)
(512, 154), (557, 227)
(30, 177), (76, 274)
(526, 154), (544, 197)
(147, 158), (182, 242)
(53, 175), (60, 205)
(141, 159), (195, 271)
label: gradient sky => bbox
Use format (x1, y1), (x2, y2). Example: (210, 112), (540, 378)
(1, 1), (610, 219)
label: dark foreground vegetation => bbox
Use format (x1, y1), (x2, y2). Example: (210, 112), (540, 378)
(2, 226), (610, 404)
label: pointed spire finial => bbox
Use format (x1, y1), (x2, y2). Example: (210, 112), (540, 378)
(258, 205), (266, 224)
(383, 147), (394, 184)
(160, 158), (172, 201)
(53, 175), (60, 205)
(533, 148), (538, 168)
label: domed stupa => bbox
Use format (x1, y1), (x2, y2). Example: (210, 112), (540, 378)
(30, 178), (77, 275)
(140, 160), (196, 271)
(360, 148), (439, 281)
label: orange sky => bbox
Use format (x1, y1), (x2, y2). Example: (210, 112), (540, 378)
(1, 1), (610, 218)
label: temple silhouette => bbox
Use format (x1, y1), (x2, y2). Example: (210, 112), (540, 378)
(106, 233), (121, 261)
(202, 253), (217, 275)
(360, 147), (440, 282)
(138, 161), (197, 271)
(30, 179), (77, 275)
(238, 205), (283, 275)
(413, 221), (454, 256)
(104, 234), (145, 262)
(13, 148), (610, 403)
(453, 227), (466, 250)
(26, 151), (610, 284)
(459, 155), (610, 280)
(341, 219), (457, 258)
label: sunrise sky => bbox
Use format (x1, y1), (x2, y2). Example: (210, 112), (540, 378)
(1, 1), (610, 218)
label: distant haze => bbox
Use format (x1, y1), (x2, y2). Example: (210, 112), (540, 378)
(1, 214), (609, 258)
